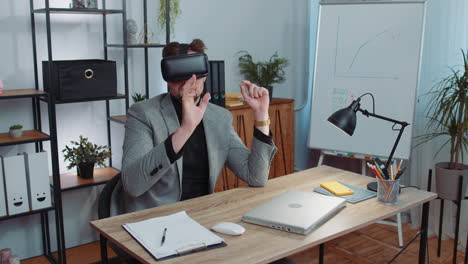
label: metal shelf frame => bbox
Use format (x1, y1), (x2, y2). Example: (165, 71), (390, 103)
(99, 0), (170, 263)
(33, 8), (124, 14)
(0, 88), (62, 264)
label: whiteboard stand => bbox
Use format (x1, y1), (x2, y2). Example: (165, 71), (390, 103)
(317, 151), (404, 247)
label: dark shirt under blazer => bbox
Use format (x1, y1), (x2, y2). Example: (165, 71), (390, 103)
(118, 93), (277, 213)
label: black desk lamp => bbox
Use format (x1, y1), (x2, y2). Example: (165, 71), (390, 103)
(327, 93), (409, 191)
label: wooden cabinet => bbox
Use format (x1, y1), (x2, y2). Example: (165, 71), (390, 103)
(215, 98), (295, 192)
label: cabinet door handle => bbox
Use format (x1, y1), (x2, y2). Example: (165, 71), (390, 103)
(84, 69), (94, 79)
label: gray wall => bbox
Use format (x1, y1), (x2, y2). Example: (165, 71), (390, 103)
(0, 0), (310, 259)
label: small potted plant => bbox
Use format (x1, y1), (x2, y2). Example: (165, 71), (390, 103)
(237, 51), (289, 100)
(9, 124), (23, 138)
(132, 92), (146, 104)
(62, 136), (111, 179)
(415, 49), (468, 200)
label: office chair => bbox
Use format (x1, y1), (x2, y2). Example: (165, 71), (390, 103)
(98, 173), (140, 264)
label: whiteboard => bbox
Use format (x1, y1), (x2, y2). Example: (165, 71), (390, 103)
(308, 1), (426, 159)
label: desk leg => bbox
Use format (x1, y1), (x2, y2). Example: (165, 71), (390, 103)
(438, 199), (444, 257)
(100, 235), (108, 264)
(453, 200), (461, 264)
(419, 201), (430, 264)
(464, 228), (467, 264)
(319, 243), (324, 264)
(453, 176), (464, 264)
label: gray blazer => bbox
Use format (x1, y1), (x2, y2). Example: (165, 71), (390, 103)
(118, 93), (277, 213)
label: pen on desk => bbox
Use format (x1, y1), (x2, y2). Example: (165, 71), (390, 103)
(396, 160), (403, 175)
(373, 160), (387, 179)
(161, 227), (167, 246)
(395, 167), (406, 180)
(367, 162), (383, 179)
(390, 164), (394, 180)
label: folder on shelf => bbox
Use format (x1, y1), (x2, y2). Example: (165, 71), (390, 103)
(24, 152), (52, 210)
(123, 211), (226, 260)
(2, 154), (30, 215)
(0, 157), (7, 217)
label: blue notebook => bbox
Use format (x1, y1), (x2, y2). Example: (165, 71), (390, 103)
(313, 182), (376, 204)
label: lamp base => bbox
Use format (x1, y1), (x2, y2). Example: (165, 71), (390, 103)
(367, 182), (378, 192)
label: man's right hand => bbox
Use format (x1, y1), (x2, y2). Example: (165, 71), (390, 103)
(171, 75), (210, 153)
(180, 74), (210, 133)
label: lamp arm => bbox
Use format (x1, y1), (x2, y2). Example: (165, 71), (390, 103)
(358, 109), (409, 126)
(358, 108), (409, 169)
(385, 125), (406, 170)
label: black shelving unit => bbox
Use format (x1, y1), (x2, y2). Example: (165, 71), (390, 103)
(104, 0), (171, 132)
(26, 0), (171, 263)
(32, 8), (124, 14)
(99, 1), (171, 263)
(28, 0), (131, 263)
(0, 89), (63, 264)
(106, 0), (171, 104)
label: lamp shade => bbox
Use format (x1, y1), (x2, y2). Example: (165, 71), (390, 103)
(327, 107), (357, 136)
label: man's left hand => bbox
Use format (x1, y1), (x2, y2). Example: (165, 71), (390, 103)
(240, 80), (270, 121)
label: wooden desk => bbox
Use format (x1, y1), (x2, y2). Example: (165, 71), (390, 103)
(90, 166), (436, 264)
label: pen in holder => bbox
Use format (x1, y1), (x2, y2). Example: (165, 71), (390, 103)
(377, 178), (400, 205)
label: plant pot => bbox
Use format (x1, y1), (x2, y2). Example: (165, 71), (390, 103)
(435, 162), (468, 201)
(266, 86), (273, 101)
(9, 129), (22, 138)
(77, 162), (95, 179)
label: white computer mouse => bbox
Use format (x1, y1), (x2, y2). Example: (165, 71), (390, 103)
(211, 222), (245, 236)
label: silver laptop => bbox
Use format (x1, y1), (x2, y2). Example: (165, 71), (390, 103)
(242, 190), (346, 235)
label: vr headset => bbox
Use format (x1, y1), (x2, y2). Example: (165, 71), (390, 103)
(161, 53), (209, 82)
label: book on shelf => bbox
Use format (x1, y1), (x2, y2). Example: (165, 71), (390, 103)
(0, 158), (7, 217)
(225, 101), (244, 107)
(225, 92), (244, 107)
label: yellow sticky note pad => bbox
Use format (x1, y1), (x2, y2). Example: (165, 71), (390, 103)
(320, 181), (354, 196)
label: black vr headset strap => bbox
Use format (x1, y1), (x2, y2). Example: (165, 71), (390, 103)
(179, 43), (189, 55)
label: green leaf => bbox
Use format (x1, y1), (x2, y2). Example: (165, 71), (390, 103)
(415, 49), (468, 167)
(62, 135), (111, 170)
(237, 51), (289, 87)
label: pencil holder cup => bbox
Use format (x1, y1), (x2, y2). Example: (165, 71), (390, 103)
(377, 178), (400, 205)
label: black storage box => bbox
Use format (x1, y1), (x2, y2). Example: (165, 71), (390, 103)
(42, 60), (117, 101)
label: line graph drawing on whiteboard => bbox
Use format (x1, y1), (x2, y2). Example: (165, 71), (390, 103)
(334, 16), (401, 80)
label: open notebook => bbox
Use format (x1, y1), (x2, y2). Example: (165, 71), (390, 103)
(123, 211), (226, 260)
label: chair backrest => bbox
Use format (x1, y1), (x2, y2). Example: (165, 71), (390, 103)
(98, 173), (121, 220)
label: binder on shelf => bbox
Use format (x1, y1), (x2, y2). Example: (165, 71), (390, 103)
(217, 62), (226, 107)
(2, 154), (30, 215)
(0, 157), (7, 217)
(24, 152), (52, 210)
(211, 62), (220, 105)
(205, 61), (225, 107)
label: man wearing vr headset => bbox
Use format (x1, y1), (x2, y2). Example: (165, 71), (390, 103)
(119, 39), (277, 213)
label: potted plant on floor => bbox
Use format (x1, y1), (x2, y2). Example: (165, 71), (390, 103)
(237, 51), (289, 101)
(416, 49), (468, 200)
(63, 136), (111, 179)
(9, 124), (23, 138)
